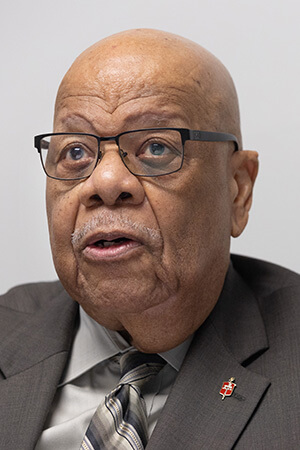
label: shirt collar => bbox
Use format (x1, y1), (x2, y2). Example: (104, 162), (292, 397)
(60, 306), (193, 385)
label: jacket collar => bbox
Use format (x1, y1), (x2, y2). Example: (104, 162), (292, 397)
(209, 261), (269, 364)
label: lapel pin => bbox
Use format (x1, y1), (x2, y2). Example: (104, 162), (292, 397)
(219, 377), (236, 400)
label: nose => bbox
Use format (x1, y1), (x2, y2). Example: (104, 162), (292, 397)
(78, 142), (145, 208)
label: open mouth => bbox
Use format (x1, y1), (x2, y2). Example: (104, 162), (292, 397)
(93, 237), (131, 248)
(83, 235), (141, 261)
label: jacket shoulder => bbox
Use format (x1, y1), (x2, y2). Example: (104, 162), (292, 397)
(0, 280), (65, 313)
(231, 254), (300, 298)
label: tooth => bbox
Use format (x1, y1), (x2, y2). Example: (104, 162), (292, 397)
(103, 241), (115, 248)
(94, 238), (129, 248)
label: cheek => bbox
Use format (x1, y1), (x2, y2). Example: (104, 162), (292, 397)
(146, 165), (232, 281)
(46, 184), (79, 283)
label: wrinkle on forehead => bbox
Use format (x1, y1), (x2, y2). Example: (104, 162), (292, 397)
(55, 29), (241, 142)
(54, 94), (194, 136)
(57, 58), (198, 112)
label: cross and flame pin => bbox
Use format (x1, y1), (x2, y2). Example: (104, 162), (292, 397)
(219, 377), (236, 400)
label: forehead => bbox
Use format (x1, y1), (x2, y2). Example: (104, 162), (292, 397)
(54, 79), (202, 135)
(54, 42), (217, 132)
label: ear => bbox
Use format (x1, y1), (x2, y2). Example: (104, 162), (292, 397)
(230, 150), (259, 238)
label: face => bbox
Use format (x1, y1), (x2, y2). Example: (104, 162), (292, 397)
(46, 38), (247, 352)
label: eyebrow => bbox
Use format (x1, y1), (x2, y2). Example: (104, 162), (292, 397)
(57, 110), (190, 135)
(59, 114), (97, 133)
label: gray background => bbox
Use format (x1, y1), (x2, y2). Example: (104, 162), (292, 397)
(1, 0), (299, 294)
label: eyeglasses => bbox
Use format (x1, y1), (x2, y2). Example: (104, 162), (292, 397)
(34, 128), (239, 180)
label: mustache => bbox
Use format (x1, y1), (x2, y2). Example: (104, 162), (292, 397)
(71, 213), (162, 248)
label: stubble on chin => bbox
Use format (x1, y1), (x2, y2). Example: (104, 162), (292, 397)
(67, 211), (180, 326)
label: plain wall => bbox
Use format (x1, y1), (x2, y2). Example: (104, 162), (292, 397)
(1, 0), (299, 294)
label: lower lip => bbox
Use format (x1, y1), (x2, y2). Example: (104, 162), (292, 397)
(82, 240), (142, 261)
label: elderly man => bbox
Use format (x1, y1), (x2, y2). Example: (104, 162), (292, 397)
(1, 29), (299, 449)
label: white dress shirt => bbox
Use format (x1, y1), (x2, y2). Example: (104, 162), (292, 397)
(35, 307), (192, 449)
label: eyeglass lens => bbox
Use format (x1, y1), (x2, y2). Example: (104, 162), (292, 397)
(40, 129), (184, 179)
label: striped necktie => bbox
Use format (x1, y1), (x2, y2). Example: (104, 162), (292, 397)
(80, 350), (165, 450)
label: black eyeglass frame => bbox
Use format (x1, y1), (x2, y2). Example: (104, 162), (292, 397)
(34, 128), (239, 181)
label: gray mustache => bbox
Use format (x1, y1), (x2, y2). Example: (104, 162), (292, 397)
(71, 213), (162, 247)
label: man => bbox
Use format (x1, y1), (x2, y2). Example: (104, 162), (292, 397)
(0, 29), (299, 449)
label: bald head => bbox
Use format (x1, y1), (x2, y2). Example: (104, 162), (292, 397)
(55, 29), (241, 144)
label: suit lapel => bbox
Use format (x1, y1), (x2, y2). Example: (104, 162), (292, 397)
(0, 286), (78, 450)
(0, 353), (69, 450)
(148, 264), (271, 449)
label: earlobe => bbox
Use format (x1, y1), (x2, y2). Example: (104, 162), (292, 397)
(231, 151), (259, 238)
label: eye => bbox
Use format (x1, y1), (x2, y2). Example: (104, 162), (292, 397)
(147, 143), (167, 156)
(55, 141), (96, 172)
(65, 146), (86, 161)
(140, 141), (173, 158)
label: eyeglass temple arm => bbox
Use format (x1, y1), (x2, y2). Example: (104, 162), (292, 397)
(34, 135), (50, 152)
(187, 130), (239, 151)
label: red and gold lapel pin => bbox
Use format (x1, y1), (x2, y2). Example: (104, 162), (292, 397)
(219, 377), (236, 400)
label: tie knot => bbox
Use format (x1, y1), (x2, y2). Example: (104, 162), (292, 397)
(119, 350), (165, 387)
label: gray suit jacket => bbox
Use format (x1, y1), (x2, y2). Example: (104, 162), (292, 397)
(0, 255), (299, 449)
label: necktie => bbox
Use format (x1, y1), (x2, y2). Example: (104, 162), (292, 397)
(80, 350), (165, 450)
